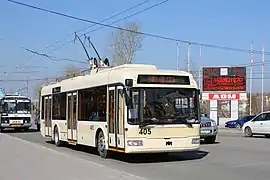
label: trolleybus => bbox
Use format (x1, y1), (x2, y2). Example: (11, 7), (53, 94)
(40, 63), (201, 158)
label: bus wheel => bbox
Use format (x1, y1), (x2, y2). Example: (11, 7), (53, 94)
(97, 131), (109, 158)
(54, 127), (62, 147)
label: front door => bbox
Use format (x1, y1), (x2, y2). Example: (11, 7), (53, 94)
(44, 96), (52, 137)
(108, 86), (125, 150)
(67, 92), (77, 141)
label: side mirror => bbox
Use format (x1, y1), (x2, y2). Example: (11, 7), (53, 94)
(125, 79), (133, 87)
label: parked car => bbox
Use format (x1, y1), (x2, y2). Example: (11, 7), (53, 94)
(225, 115), (256, 129)
(200, 116), (218, 144)
(242, 111), (270, 138)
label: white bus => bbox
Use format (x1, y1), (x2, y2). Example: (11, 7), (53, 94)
(0, 94), (32, 132)
(40, 63), (201, 158)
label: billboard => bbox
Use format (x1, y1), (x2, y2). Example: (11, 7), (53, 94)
(202, 66), (246, 91)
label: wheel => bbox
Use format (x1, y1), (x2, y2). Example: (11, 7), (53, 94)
(235, 123), (241, 129)
(24, 127), (29, 132)
(244, 127), (253, 137)
(265, 134), (270, 138)
(97, 131), (109, 158)
(204, 136), (216, 144)
(36, 124), (40, 131)
(54, 127), (63, 147)
(0, 128), (3, 133)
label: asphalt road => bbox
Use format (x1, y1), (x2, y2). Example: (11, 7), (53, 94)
(3, 129), (270, 180)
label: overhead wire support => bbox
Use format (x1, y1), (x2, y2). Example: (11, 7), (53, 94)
(8, 0), (270, 55)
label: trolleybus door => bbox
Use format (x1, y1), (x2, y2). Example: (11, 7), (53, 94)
(67, 92), (77, 142)
(44, 96), (52, 137)
(108, 86), (125, 150)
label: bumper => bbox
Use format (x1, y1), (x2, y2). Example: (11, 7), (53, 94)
(200, 127), (218, 138)
(0, 123), (32, 129)
(125, 136), (200, 154)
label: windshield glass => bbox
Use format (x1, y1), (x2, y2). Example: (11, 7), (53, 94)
(17, 102), (31, 113)
(127, 88), (200, 125)
(0, 99), (31, 114)
(3, 102), (17, 114)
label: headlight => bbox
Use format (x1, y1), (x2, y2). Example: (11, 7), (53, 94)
(212, 121), (217, 126)
(127, 140), (143, 146)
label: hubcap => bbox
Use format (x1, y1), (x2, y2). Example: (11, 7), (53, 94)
(55, 131), (58, 143)
(98, 135), (105, 152)
(245, 128), (251, 136)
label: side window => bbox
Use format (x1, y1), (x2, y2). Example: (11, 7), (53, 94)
(264, 113), (270, 120)
(253, 113), (267, 121)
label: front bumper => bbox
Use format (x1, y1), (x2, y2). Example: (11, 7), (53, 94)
(0, 123), (32, 129)
(200, 126), (218, 138)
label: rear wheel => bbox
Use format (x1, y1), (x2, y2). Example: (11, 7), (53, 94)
(54, 126), (63, 147)
(244, 127), (253, 137)
(204, 136), (216, 144)
(97, 131), (109, 158)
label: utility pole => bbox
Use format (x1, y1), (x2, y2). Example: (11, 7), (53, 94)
(26, 80), (29, 97)
(187, 42), (191, 73)
(176, 41), (180, 71)
(249, 41), (253, 115)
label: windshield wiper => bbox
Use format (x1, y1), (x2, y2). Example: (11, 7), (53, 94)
(174, 116), (193, 127)
(139, 119), (157, 128)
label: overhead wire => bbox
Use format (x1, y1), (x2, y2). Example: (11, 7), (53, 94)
(50, 0), (169, 52)
(20, 0), (156, 67)
(7, 0), (270, 55)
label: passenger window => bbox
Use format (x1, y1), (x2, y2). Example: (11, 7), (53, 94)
(264, 113), (270, 120)
(254, 114), (266, 121)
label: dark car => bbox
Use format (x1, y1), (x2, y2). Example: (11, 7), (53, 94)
(225, 115), (256, 129)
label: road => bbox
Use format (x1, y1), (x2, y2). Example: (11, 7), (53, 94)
(3, 129), (270, 180)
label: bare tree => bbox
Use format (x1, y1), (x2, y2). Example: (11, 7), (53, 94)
(110, 22), (144, 65)
(63, 65), (81, 79)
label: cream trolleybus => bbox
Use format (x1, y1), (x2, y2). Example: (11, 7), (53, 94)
(40, 63), (201, 158)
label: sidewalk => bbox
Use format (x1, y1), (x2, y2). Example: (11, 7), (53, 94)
(0, 134), (148, 180)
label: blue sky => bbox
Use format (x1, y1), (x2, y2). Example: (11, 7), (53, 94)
(0, 0), (270, 98)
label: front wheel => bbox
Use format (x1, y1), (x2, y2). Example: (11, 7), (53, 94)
(97, 131), (109, 158)
(54, 127), (63, 147)
(244, 127), (253, 137)
(204, 136), (216, 144)
(235, 123), (241, 129)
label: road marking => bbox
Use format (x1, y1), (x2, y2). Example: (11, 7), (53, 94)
(233, 161), (270, 168)
(0, 133), (148, 180)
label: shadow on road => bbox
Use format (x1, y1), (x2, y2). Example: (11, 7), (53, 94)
(1, 128), (39, 133)
(64, 144), (209, 164)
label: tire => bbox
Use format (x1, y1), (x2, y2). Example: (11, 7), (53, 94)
(0, 128), (3, 133)
(54, 126), (62, 147)
(244, 127), (253, 137)
(204, 136), (216, 144)
(24, 127), (29, 132)
(235, 123), (241, 129)
(265, 134), (270, 138)
(96, 131), (109, 158)
(37, 124), (40, 131)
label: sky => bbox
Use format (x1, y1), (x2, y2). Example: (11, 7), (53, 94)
(1, 0), (270, 99)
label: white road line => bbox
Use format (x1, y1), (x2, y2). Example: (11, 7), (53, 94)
(0, 133), (149, 180)
(233, 161), (270, 168)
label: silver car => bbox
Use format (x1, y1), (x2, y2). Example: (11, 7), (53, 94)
(200, 116), (218, 144)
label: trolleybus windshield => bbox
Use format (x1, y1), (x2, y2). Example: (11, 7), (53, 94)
(127, 88), (200, 125)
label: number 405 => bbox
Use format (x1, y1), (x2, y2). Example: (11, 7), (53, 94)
(139, 128), (151, 135)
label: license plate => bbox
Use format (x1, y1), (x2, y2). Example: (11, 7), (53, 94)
(10, 120), (23, 124)
(201, 130), (211, 134)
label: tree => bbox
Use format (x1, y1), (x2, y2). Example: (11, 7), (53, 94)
(110, 22), (144, 65)
(63, 65), (81, 79)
